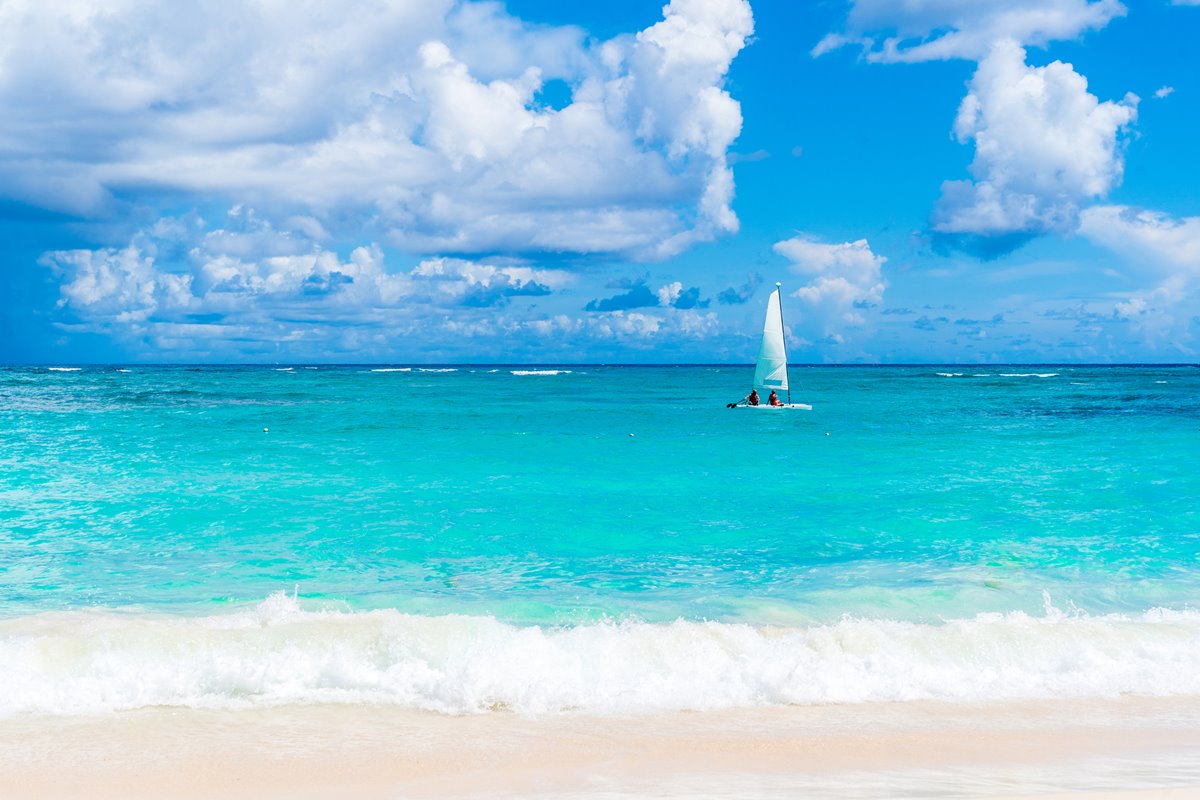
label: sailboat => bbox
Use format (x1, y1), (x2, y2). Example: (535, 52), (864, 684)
(730, 282), (811, 410)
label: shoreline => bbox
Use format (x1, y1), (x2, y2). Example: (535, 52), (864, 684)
(4, 697), (1200, 798)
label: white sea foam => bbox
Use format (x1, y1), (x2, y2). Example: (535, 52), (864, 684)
(935, 372), (963, 377)
(418, 368), (457, 373)
(999, 373), (1058, 378)
(46, 367), (81, 372)
(511, 370), (572, 376)
(274, 367), (294, 372)
(116, 369), (132, 373)
(4, 594), (1200, 718)
(370, 368), (412, 373)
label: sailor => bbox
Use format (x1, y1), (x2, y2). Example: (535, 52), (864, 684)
(747, 389), (760, 406)
(768, 390), (781, 406)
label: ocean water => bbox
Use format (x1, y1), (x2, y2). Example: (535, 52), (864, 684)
(1, 364), (1199, 716)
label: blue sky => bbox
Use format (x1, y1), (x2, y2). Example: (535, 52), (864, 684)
(2, 0), (1198, 364)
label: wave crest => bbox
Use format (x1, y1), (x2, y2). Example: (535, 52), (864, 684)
(4, 594), (1200, 717)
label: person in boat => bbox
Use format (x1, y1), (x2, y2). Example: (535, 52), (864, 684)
(747, 389), (760, 406)
(768, 390), (782, 406)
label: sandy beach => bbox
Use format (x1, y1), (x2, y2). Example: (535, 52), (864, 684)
(4, 697), (1200, 798)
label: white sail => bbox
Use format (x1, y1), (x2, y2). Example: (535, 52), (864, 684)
(753, 286), (788, 392)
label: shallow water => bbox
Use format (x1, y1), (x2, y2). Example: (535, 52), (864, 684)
(1, 364), (1198, 715)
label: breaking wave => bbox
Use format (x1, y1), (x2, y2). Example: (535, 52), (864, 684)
(4, 593), (1200, 718)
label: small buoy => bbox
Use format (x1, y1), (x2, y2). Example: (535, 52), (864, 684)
(629, 433), (635, 437)
(263, 427), (269, 433)
(824, 432), (830, 436)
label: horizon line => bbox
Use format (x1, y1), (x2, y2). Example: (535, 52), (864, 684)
(4, 362), (1199, 369)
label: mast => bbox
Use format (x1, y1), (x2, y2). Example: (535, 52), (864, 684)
(775, 282), (790, 404)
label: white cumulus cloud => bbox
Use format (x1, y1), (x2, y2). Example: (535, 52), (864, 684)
(775, 237), (886, 303)
(817, 1), (1142, 258)
(657, 281), (684, 307)
(1079, 205), (1200, 275)
(931, 40), (1137, 245)
(409, 256), (571, 307)
(44, 215), (408, 331)
(1, 0), (753, 259)
(39, 210), (476, 355)
(1076, 204), (1200, 354)
(773, 236), (887, 336)
(41, 207), (735, 359)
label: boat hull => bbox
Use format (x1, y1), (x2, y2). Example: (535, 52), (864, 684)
(736, 403), (812, 410)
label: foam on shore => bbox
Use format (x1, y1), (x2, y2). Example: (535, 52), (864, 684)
(4, 593), (1200, 718)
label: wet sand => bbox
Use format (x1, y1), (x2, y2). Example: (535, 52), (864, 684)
(4, 697), (1200, 798)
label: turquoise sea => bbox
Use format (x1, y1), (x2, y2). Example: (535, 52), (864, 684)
(2, 364), (1199, 715)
